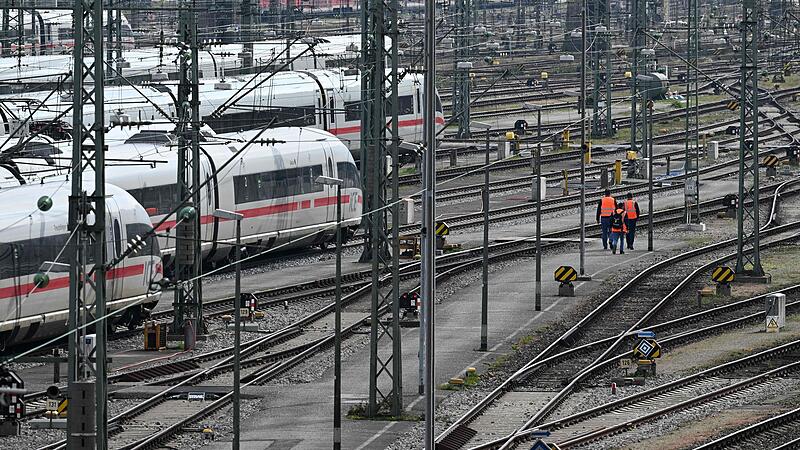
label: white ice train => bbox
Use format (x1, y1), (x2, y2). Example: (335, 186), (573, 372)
(0, 181), (163, 348)
(98, 127), (362, 265)
(0, 68), (445, 154)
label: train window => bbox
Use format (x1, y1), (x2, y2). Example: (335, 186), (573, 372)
(233, 165), (324, 204)
(398, 95), (414, 115)
(336, 162), (361, 189)
(128, 184), (180, 216)
(17, 142), (62, 158)
(124, 131), (176, 145)
(344, 102), (361, 122)
(58, 28), (72, 40)
(0, 234), (77, 279)
(436, 94), (444, 113)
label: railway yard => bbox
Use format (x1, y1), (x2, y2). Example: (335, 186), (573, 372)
(2, 0), (800, 449)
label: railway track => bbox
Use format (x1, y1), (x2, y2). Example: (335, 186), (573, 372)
(31, 176), (798, 449)
(694, 404), (800, 450)
(434, 179), (800, 449)
(541, 341), (800, 449)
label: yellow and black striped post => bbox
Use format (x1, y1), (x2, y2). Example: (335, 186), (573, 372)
(434, 221), (449, 250)
(711, 266), (735, 296)
(554, 265), (578, 296)
(726, 100), (740, 111)
(762, 154), (780, 177)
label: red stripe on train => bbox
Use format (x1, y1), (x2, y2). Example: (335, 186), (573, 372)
(329, 116), (445, 135)
(0, 264), (146, 300)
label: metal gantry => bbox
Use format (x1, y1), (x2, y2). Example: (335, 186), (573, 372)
(591, 0), (614, 138)
(360, 0), (403, 417)
(452, 0), (472, 139)
(735, 0), (765, 276)
(67, 0), (107, 446)
(685, 0), (701, 224)
(172, 0), (204, 341)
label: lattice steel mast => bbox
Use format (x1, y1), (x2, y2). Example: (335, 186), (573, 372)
(67, 0), (107, 446)
(684, 0), (701, 223)
(172, 0), (204, 340)
(452, 0), (472, 139)
(735, 0), (765, 276)
(360, 0), (402, 417)
(630, 0), (647, 160)
(591, 0), (613, 137)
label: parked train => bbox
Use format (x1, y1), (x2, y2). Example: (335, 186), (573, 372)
(0, 181), (163, 348)
(53, 127), (362, 268)
(0, 68), (445, 154)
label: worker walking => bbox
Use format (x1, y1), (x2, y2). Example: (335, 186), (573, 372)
(624, 192), (641, 250)
(610, 202), (628, 254)
(595, 189), (616, 250)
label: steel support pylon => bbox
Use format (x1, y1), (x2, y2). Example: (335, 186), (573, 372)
(591, 0), (613, 138)
(684, 0), (700, 224)
(630, 0), (647, 159)
(67, 0), (107, 447)
(453, 0), (472, 139)
(1, 1), (23, 63)
(736, 0), (765, 276)
(172, 0), (204, 338)
(360, 0), (403, 417)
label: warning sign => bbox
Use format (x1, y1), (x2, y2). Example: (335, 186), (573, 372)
(767, 316), (780, 333)
(711, 266), (735, 283)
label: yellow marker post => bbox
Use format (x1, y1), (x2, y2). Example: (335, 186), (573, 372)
(614, 160), (622, 185)
(562, 130), (570, 150)
(584, 142), (592, 164)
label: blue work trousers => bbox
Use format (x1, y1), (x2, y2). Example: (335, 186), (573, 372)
(624, 218), (638, 249)
(610, 231), (625, 253)
(600, 216), (612, 248)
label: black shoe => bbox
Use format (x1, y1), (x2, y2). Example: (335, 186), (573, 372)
(612, 248), (616, 254)
(620, 250), (625, 254)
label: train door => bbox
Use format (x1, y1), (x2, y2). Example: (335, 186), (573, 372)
(200, 155), (216, 255)
(323, 143), (336, 224)
(106, 198), (125, 300)
(327, 89), (335, 130)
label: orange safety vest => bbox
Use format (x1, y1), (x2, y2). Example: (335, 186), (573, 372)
(611, 209), (628, 233)
(625, 199), (638, 219)
(600, 196), (616, 217)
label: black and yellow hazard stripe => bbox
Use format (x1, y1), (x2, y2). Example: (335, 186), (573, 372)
(711, 266), (735, 283)
(554, 265), (578, 282)
(762, 154), (779, 167)
(435, 221), (450, 236)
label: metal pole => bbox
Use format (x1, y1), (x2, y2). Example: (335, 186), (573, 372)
(423, 0), (436, 443)
(233, 218), (241, 450)
(647, 99), (654, 251)
(535, 109), (542, 311)
(579, 0), (587, 275)
(480, 133), (489, 351)
(334, 185), (342, 450)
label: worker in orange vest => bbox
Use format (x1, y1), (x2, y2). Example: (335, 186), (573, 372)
(595, 189), (616, 250)
(610, 202), (628, 254)
(624, 192), (641, 250)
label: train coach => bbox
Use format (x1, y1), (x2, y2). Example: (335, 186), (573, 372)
(0, 181), (163, 348)
(104, 126), (363, 267)
(1, 68), (445, 156)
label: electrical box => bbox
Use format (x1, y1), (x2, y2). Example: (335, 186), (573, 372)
(144, 322), (167, 351)
(398, 198), (414, 225)
(707, 141), (719, 160)
(531, 177), (547, 202)
(766, 293), (786, 329)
